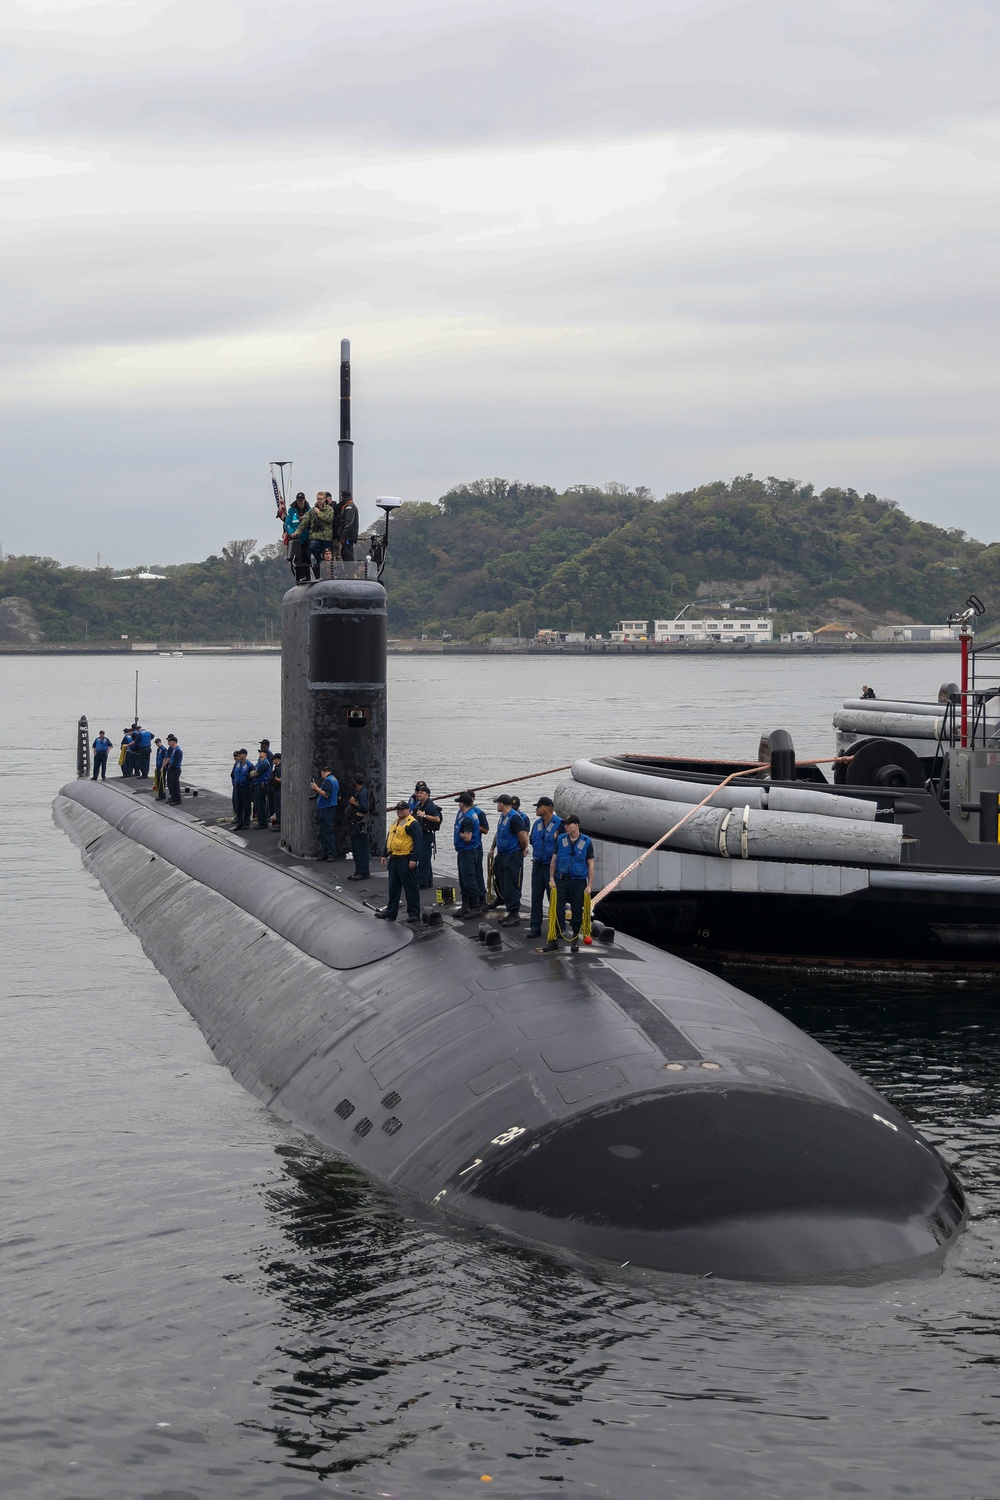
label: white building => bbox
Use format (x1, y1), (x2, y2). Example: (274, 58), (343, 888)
(610, 619), (649, 642)
(871, 624), (962, 642)
(654, 616), (773, 644)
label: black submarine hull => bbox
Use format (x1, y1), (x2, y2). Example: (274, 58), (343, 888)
(54, 777), (966, 1282)
(601, 886), (1000, 975)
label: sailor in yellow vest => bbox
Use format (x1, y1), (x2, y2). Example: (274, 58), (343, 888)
(377, 801), (424, 922)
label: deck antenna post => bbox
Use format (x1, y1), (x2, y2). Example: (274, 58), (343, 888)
(338, 339), (353, 506)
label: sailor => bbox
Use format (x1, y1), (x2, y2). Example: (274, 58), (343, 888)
(346, 774), (370, 879)
(136, 725), (154, 777)
(548, 813), (594, 952)
(453, 791), (484, 918)
(318, 547), (336, 580)
(310, 765), (339, 860)
(231, 748), (253, 830)
(284, 492), (310, 582)
(409, 781), (442, 888)
(527, 796), (562, 937)
(491, 793), (529, 926)
(294, 492), (336, 578)
(250, 748), (271, 829)
(164, 735), (183, 804)
(377, 801), (423, 923)
(270, 753), (282, 828)
(154, 739), (167, 798)
(467, 791), (490, 908)
(91, 730), (112, 781)
(120, 729), (135, 778)
(861, 684), (877, 699)
(334, 493), (360, 561)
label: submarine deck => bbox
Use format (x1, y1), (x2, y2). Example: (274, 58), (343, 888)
(88, 775), (593, 957)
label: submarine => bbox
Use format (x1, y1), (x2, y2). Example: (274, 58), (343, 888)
(54, 349), (966, 1282)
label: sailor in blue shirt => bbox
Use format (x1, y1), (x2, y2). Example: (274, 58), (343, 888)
(91, 731), (112, 781)
(467, 792), (489, 907)
(250, 750), (271, 829)
(310, 766), (340, 860)
(490, 793), (529, 926)
(453, 791), (484, 917)
(136, 726), (154, 777)
(527, 796), (562, 936)
(164, 736), (183, 804)
(154, 739), (167, 798)
(231, 748), (253, 829)
(120, 730), (136, 778)
(548, 813), (594, 951)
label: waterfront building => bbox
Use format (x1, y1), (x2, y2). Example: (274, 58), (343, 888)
(653, 616), (773, 644)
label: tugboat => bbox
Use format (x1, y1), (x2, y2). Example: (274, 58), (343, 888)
(560, 601), (1000, 973)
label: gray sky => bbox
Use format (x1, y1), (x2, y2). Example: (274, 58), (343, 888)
(2, 0), (998, 566)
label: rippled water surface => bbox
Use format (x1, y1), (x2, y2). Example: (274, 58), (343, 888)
(4, 650), (1000, 1498)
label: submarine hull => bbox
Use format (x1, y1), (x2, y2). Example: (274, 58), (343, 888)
(54, 777), (966, 1282)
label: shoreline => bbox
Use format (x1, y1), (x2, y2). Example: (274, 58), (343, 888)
(0, 640), (964, 658)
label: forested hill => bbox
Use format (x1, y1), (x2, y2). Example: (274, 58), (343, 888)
(1, 476), (997, 642)
(387, 476), (997, 638)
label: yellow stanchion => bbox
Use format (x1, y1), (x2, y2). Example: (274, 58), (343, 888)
(581, 890), (593, 942)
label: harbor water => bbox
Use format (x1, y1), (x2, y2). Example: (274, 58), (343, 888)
(4, 651), (1000, 1498)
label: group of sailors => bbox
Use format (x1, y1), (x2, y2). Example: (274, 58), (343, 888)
(92, 726), (184, 804)
(230, 742), (280, 831)
(283, 491), (360, 582)
(379, 787), (595, 949)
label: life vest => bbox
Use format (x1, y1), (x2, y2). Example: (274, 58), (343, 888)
(530, 813), (562, 863)
(387, 815), (417, 856)
(555, 832), (592, 880)
(496, 809), (525, 854)
(454, 808), (482, 851)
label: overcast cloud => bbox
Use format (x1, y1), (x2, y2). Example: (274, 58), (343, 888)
(1, 0), (998, 566)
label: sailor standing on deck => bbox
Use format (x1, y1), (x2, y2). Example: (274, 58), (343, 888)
(250, 749), (271, 829)
(120, 730), (135, 778)
(548, 814), (594, 952)
(91, 730), (112, 781)
(467, 792), (490, 909)
(377, 802), (423, 923)
(164, 735), (183, 804)
(527, 797), (561, 937)
(270, 753), (282, 828)
(453, 792), (484, 918)
(491, 793), (529, 927)
(346, 774), (371, 879)
(409, 782), (442, 888)
(310, 766), (339, 860)
(136, 725), (154, 777)
(231, 749), (253, 830)
(154, 739), (167, 798)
